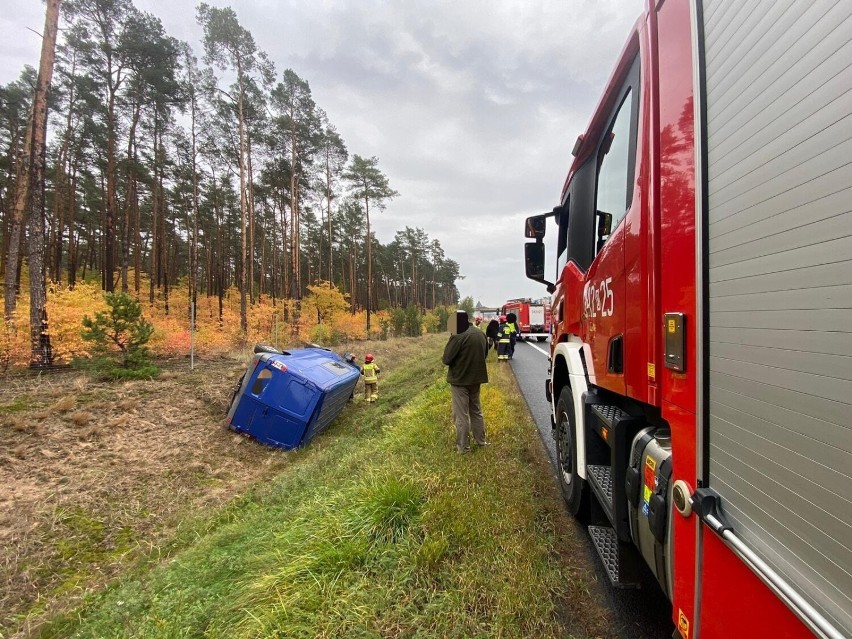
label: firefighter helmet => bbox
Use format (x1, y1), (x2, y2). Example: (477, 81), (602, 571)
(365, 353), (374, 363)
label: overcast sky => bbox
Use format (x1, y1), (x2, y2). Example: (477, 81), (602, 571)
(1, 0), (643, 307)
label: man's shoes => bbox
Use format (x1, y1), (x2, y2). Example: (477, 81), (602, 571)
(476, 440), (491, 447)
(457, 446), (471, 455)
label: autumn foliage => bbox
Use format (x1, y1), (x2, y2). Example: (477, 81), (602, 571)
(0, 278), (437, 369)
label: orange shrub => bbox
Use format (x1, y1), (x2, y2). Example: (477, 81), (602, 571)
(1, 275), (379, 369)
(46, 281), (109, 360)
(0, 313), (29, 371)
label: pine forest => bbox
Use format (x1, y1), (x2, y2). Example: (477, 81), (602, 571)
(0, 0), (464, 370)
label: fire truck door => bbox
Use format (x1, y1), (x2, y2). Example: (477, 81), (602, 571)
(582, 68), (638, 395)
(584, 227), (626, 395)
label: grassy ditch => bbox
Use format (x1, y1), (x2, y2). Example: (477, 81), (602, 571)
(18, 336), (610, 639)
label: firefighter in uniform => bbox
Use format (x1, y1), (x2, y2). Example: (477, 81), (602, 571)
(497, 315), (513, 361)
(361, 354), (380, 402)
(506, 312), (519, 359)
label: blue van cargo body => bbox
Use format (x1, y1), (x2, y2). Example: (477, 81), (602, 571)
(226, 348), (360, 449)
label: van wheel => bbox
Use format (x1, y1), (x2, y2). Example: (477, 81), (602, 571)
(253, 343), (281, 354)
(555, 387), (589, 520)
(227, 373), (245, 415)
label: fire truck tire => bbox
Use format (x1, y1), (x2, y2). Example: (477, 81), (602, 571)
(555, 387), (589, 521)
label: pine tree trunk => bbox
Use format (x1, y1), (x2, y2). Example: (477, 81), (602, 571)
(189, 91), (199, 326)
(149, 123), (158, 306)
(247, 131), (255, 305)
(271, 204), (277, 305)
(56, 51), (77, 286)
(279, 196), (289, 304)
(121, 102), (141, 293)
(365, 195), (371, 332)
(236, 67), (248, 337)
(133, 172), (140, 294)
(27, 0), (60, 367)
(50, 143), (65, 283)
(325, 156), (333, 284)
(3, 115), (33, 320)
(67, 163), (77, 288)
(259, 227), (265, 300)
(104, 94), (117, 292)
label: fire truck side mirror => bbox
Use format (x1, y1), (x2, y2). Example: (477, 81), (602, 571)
(596, 210), (613, 237)
(595, 210), (613, 252)
(525, 242), (554, 292)
(524, 215), (547, 239)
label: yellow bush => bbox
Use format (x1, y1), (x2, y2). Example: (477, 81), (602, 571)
(46, 281), (109, 360)
(1, 276), (378, 368)
(0, 314), (28, 371)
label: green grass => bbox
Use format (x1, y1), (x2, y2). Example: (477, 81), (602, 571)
(0, 397), (29, 413)
(34, 342), (605, 639)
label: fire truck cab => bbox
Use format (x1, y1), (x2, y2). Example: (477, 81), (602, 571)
(524, 2), (851, 638)
(502, 298), (551, 342)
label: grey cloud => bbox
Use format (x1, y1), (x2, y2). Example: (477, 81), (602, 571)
(2, 0), (643, 305)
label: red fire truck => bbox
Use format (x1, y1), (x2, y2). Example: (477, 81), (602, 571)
(502, 298), (551, 342)
(523, 2), (850, 639)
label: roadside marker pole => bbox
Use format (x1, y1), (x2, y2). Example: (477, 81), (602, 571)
(190, 301), (196, 370)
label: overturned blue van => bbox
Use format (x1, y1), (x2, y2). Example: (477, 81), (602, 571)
(226, 346), (361, 449)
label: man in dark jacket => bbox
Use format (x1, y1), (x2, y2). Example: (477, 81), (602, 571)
(485, 318), (500, 355)
(442, 310), (490, 454)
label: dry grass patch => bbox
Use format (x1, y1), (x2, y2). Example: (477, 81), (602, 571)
(105, 414), (130, 429)
(4, 416), (31, 432)
(51, 396), (76, 413)
(0, 357), (293, 634)
(68, 411), (93, 426)
(116, 398), (138, 412)
(79, 426), (104, 440)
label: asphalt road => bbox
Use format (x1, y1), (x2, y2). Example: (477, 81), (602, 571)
(510, 339), (675, 639)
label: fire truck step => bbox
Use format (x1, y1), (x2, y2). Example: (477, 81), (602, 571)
(588, 525), (642, 588)
(587, 464), (614, 523)
(590, 403), (628, 429)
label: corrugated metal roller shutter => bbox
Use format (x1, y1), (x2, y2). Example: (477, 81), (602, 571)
(702, 0), (852, 634)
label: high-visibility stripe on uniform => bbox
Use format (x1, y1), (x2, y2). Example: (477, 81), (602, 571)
(363, 363), (378, 383)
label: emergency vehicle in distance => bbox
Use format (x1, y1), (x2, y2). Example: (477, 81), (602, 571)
(523, 2), (850, 639)
(501, 298), (551, 342)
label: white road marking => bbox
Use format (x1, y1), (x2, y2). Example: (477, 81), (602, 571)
(524, 340), (550, 357)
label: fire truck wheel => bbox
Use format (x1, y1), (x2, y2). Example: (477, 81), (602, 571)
(555, 387), (589, 521)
